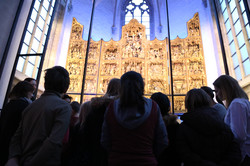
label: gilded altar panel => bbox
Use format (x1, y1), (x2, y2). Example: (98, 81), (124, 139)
(66, 14), (207, 113)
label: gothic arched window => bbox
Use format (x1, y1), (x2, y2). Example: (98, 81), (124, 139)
(123, 0), (152, 39)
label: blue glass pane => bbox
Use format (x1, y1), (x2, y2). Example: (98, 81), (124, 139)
(31, 9), (38, 21)
(141, 4), (148, 10)
(30, 49), (36, 54)
(40, 45), (44, 53)
(246, 24), (250, 39)
(230, 41), (236, 55)
(142, 13), (149, 21)
(37, 56), (41, 67)
(35, 67), (38, 78)
(43, 0), (50, 10)
(47, 15), (51, 25)
(134, 7), (141, 17)
(240, 44), (248, 61)
(49, 7), (53, 16)
(146, 28), (150, 36)
(132, 0), (143, 5)
(41, 7), (47, 19)
(34, 0), (40, 11)
(221, 0), (226, 12)
(239, 0), (245, 12)
(52, 0), (56, 7)
(234, 20), (242, 35)
(232, 54), (239, 67)
(243, 12), (249, 24)
(25, 62), (34, 77)
(235, 67), (242, 80)
(37, 17), (45, 29)
(28, 56), (36, 64)
(127, 4), (134, 10)
(42, 34), (46, 45)
(35, 27), (42, 41)
(231, 9), (239, 23)
(27, 20), (35, 33)
(227, 30), (234, 43)
(31, 38), (40, 52)
(243, 59), (250, 76)
(24, 31), (31, 45)
(20, 43), (28, 54)
(225, 20), (231, 32)
(16, 57), (25, 72)
(44, 25), (48, 35)
(223, 10), (229, 22)
(229, 0), (236, 12)
(237, 32), (245, 47)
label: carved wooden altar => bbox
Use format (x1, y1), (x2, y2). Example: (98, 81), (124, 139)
(65, 13), (206, 113)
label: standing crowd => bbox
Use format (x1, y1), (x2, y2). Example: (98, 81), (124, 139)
(0, 66), (249, 166)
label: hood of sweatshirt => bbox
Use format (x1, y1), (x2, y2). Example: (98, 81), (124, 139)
(113, 97), (153, 129)
(181, 106), (228, 136)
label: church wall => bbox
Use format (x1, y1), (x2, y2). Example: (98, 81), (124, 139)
(0, 0), (19, 65)
(0, 0), (33, 108)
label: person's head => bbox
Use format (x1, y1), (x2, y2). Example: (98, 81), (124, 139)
(70, 101), (80, 115)
(9, 81), (34, 100)
(62, 94), (72, 103)
(151, 92), (170, 116)
(78, 101), (92, 128)
(200, 86), (214, 99)
(185, 88), (211, 112)
(213, 75), (248, 107)
(105, 78), (121, 97)
(120, 71), (144, 111)
(24, 77), (37, 91)
(44, 66), (70, 94)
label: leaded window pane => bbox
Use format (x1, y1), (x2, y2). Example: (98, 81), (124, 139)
(235, 67), (242, 80)
(240, 44), (248, 61)
(230, 41), (236, 54)
(25, 62), (34, 77)
(237, 31), (244, 47)
(243, 59), (250, 76)
(234, 20), (242, 35)
(221, 0), (227, 12)
(231, 9), (239, 23)
(229, 0), (236, 12)
(16, 57), (25, 72)
(20, 43), (28, 54)
(232, 53), (239, 68)
(31, 9), (38, 22)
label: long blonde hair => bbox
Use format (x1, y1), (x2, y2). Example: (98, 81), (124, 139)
(213, 75), (248, 107)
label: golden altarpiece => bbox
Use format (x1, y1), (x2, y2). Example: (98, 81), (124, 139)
(65, 13), (206, 113)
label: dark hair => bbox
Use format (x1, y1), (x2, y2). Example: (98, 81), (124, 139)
(9, 81), (34, 99)
(78, 101), (92, 128)
(44, 66), (70, 93)
(200, 86), (214, 99)
(62, 94), (72, 101)
(24, 77), (36, 82)
(151, 92), (170, 116)
(185, 88), (211, 112)
(213, 75), (248, 107)
(71, 101), (80, 113)
(106, 78), (121, 97)
(120, 71), (144, 113)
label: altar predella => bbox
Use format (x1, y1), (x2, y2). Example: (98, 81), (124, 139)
(66, 13), (206, 113)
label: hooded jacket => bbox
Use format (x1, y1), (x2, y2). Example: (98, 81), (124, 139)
(101, 98), (168, 166)
(176, 106), (241, 166)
